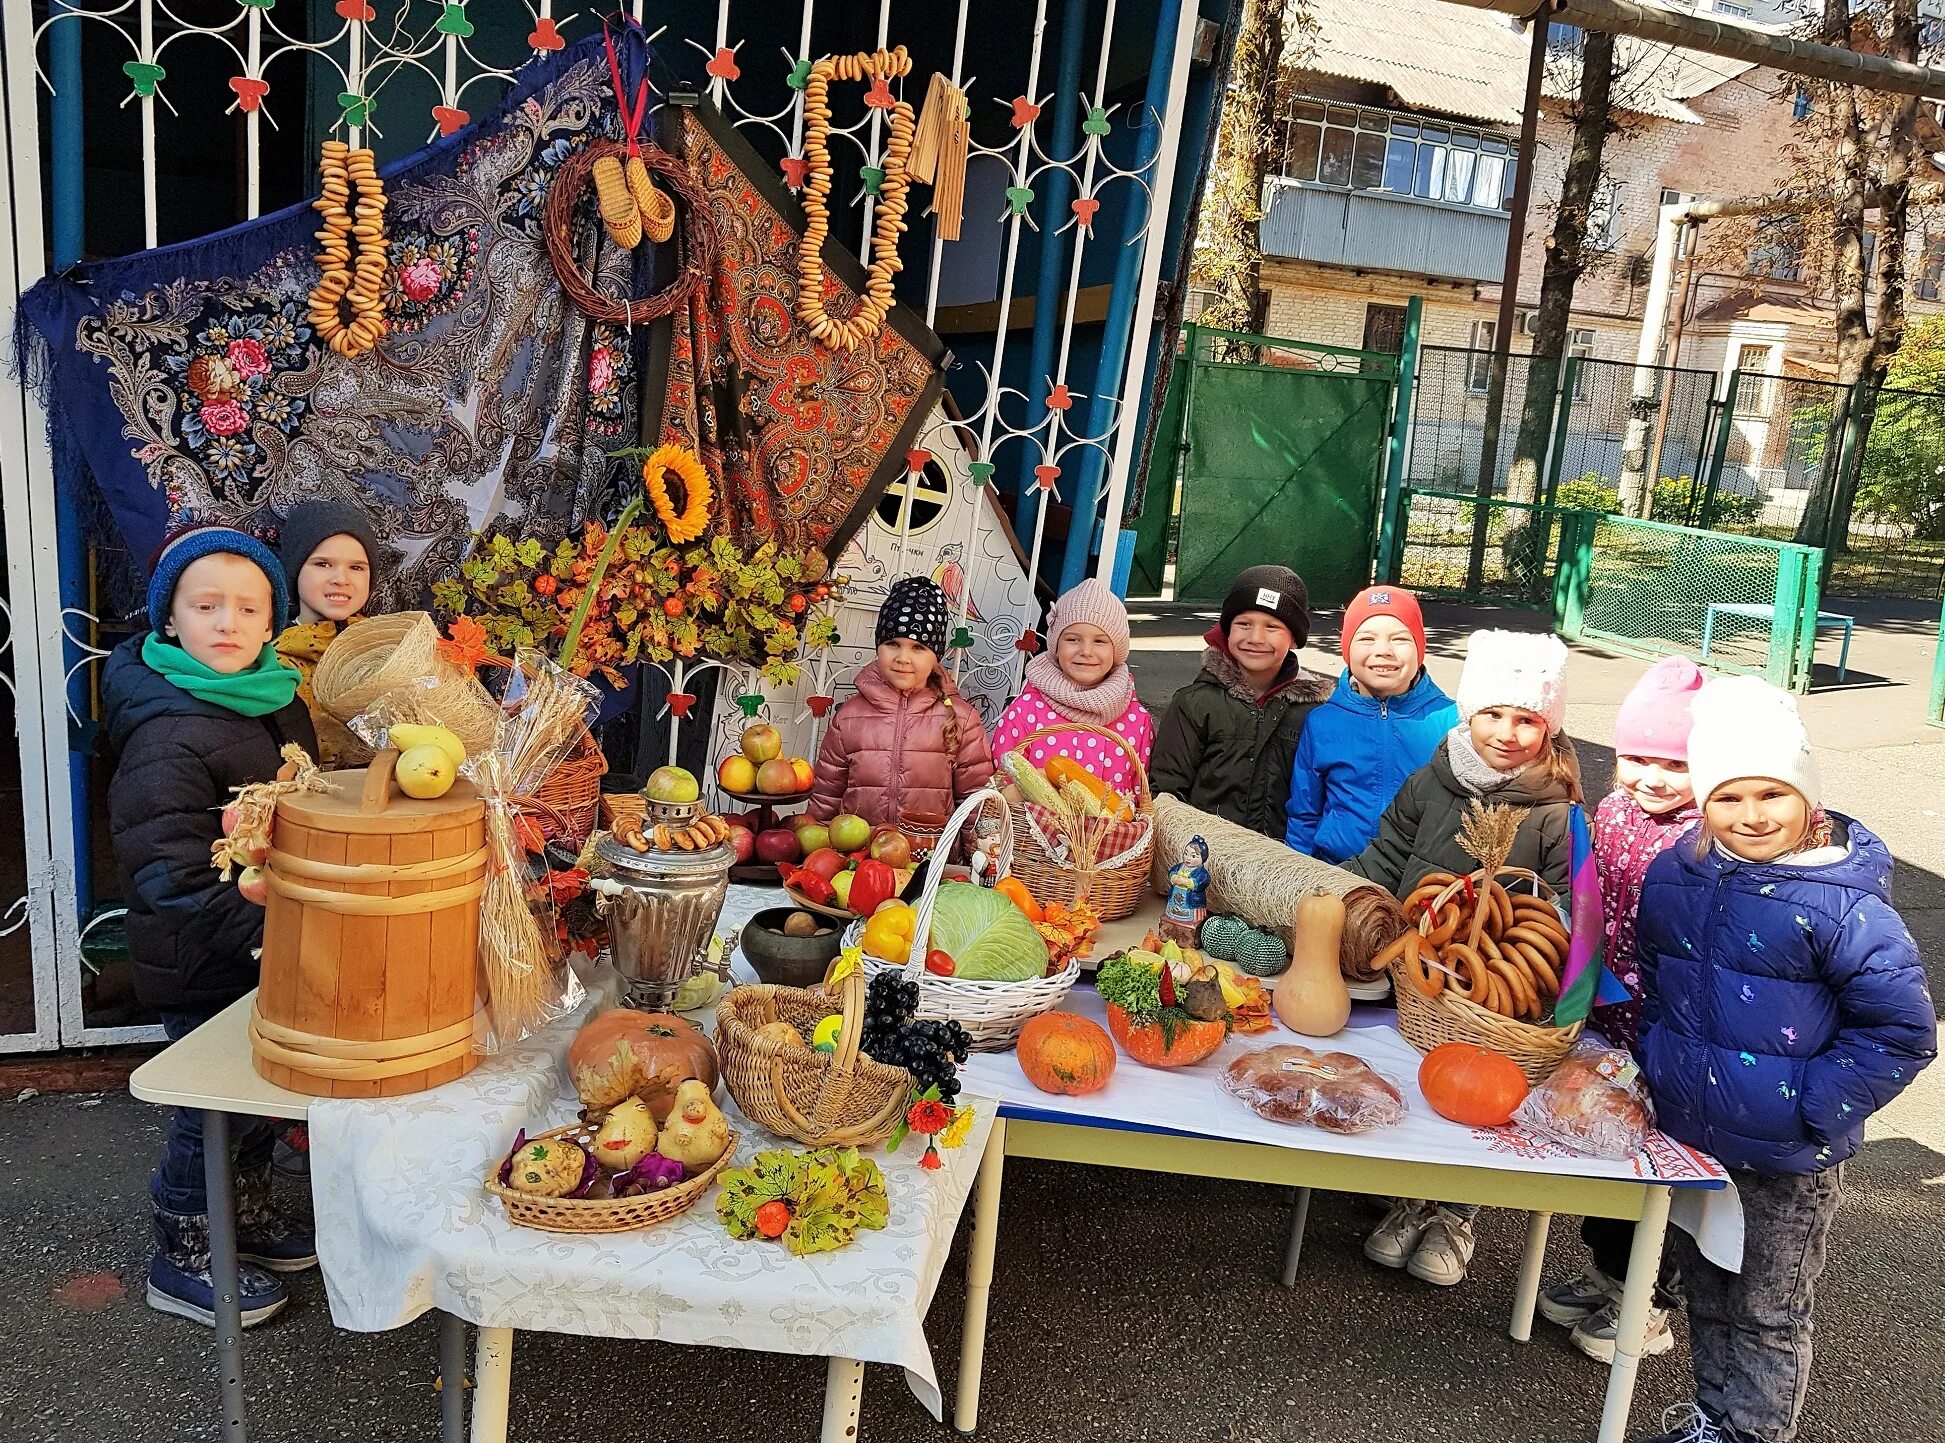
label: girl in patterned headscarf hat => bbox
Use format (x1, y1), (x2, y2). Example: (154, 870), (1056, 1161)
(807, 576), (994, 827)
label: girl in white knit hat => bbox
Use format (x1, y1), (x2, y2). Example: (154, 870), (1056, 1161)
(1347, 628), (1583, 1288)
(992, 578), (1153, 793)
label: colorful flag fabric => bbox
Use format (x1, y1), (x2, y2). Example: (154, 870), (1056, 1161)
(1553, 802), (1630, 1025)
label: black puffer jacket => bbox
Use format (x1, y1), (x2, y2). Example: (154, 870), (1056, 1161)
(1343, 735), (1576, 898)
(102, 634), (317, 1014)
(1148, 629), (1331, 838)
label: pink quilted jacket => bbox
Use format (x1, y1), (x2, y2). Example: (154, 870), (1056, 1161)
(808, 663), (995, 826)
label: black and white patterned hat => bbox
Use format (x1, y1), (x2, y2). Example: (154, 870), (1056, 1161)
(875, 575), (950, 657)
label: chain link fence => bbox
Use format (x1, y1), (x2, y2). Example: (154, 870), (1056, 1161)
(1845, 386), (1945, 598)
(1393, 488), (1565, 607)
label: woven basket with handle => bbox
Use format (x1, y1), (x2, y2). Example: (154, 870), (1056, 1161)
(484, 1121), (739, 1234)
(846, 788), (1081, 1051)
(714, 967), (910, 1146)
(1389, 867), (1582, 1085)
(312, 612), (502, 757)
(1003, 724), (1153, 922)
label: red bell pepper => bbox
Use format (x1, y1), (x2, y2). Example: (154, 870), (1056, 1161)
(849, 858), (898, 916)
(794, 870), (835, 905)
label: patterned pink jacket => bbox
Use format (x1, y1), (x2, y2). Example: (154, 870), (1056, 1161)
(1590, 787), (1700, 1049)
(989, 683), (1155, 794)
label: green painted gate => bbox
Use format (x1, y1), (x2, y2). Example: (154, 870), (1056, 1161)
(1134, 325), (1395, 609)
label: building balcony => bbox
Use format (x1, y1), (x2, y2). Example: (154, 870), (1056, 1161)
(1260, 178), (1511, 285)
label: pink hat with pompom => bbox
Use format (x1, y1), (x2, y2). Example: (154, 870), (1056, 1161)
(1613, 656), (1705, 762)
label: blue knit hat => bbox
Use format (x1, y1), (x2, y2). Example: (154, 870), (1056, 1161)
(147, 525), (290, 636)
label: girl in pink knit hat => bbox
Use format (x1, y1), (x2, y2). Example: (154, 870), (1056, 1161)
(1538, 654), (1703, 1366)
(992, 578), (1154, 792)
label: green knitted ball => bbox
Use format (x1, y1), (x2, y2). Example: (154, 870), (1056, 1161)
(1233, 926), (1291, 978)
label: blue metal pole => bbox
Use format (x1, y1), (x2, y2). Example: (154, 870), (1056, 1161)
(1014, 0), (1090, 532)
(1058, 0), (1184, 592)
(50, 5), (94, 923)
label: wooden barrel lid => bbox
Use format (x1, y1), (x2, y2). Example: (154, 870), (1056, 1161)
(276, 766), (485, 834)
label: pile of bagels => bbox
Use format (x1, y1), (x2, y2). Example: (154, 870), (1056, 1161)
(1374, 871), (1571, 1021)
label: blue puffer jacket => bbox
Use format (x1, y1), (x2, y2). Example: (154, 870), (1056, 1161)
(1285, 670), (1457, 863)
(1636, 815), (1936, 1175)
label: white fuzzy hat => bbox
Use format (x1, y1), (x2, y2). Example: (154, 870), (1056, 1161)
(1686, 675), (1821, 809)
(1455, 629), (1569, 733)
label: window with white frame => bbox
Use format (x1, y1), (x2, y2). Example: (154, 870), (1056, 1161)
(1280, 100), (1515, 212)
(1466, 319), (1498, 392)
(1588, 176), (1624, 251)
(1568, 327), (1596, 398)
(1733, 343), (1777, 416)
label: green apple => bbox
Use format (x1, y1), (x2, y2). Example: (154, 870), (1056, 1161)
(830, 870), (855, 909)
(792, 819), (831, 855)
(828, 813), (871, 853)
(645, 765), (701, 804)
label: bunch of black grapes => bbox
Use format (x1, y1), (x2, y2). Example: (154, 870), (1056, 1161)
(861, 973), (972, 1101)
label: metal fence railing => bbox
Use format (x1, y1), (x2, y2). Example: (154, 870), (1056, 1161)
(1391, 487), (1569, 609)
(1845, 386), (1945, 599)
(1555, 511), (1825, 692)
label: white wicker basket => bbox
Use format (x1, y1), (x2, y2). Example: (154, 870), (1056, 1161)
(847, 788), (1080, 1051)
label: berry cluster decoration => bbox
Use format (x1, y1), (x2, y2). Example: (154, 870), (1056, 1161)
(860, 972), (970, 1102)
(796, 46), (916, 350)
(308, 140), (388, 358)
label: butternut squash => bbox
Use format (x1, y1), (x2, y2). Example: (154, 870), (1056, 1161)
(1274, 892), (1351, 1037)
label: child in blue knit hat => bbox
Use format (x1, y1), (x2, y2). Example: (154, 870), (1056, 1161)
(104, 526), (318, 1330)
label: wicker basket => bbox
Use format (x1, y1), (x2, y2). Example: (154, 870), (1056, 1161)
(313, 613), (501, 756)
(714, 967), (911, 1146)
(1389, 868), (1581, 1085)
(478, 655), (607, 847)
(1003, 725), (1153, 922)
(484, 1122), (739, 1234)
(848, 788), (1082, 1051)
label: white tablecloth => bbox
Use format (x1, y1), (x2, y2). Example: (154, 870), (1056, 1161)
(309, 887), (993, 1418)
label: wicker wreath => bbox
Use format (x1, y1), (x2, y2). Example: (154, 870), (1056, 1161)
(544, 138), (716, 325)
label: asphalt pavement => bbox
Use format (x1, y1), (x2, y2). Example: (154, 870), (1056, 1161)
(2, 599), (1940, 1443)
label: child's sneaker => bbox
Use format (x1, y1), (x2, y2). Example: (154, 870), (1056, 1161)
(1638, 1403), (1729, 1443)
(236, 1165), (318, 1273)
(1569, 1297), (1676, 1363)
(1405, 1207), (1475, 1286)
(272, 1121), (311, 1181)
(149, 1208), (288, 1328)
(1363, 1199), (1436, 1269)
(1537, 1263), (1619, 1326)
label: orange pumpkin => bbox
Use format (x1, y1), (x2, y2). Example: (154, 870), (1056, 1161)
(995, 877), (1044, 924)
(568, 1009), (720, 1121)
(1104, 1002), (1227, 1069)
(1417, 1042), (1530, 1127)
(1017, 1012), (1116, 1095)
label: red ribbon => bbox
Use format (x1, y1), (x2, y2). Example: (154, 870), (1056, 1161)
(604, 27), (652, 157)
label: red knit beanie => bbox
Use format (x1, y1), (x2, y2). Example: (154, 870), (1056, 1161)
(1339, 586), (1426, 664)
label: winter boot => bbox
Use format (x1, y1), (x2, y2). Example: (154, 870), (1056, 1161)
(235, 1163), (318, 1273)
(272, 1121), (311, 1181)
(149, 1206), (288, 1328)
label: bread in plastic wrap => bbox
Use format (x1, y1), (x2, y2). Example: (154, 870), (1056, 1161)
(1222, 1045), (1406, 1134)
(1514, 1037), (1654, 1160)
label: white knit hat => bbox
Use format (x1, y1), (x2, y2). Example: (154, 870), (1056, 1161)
(1455, 629), (1569, 733)
(1686, 674), (1821, 809)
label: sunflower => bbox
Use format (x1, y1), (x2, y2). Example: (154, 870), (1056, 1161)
(642, 443), (712, 544)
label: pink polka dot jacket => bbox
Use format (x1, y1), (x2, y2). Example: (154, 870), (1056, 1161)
(990, 683), (1155, 794)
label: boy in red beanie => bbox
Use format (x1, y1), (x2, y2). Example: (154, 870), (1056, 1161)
(1285, 586), (1456, 863)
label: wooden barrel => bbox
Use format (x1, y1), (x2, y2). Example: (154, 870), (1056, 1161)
(250, 765), (489, 1097)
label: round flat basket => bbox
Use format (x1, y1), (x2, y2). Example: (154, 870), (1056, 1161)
(484, 1123), (740, 1234)
(847, 788), (1080, 1050)
(1388, 867), (1580, 1085)
(1001, 725), (1153, 922)
(714, 970), (910, 1146)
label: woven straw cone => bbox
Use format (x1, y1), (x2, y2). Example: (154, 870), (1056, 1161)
(1389, 867), (1581, 1085)
(484, 1123), (739, 1234)
(1004, 724), (1153, 922)
(312, 612), (501, 756)
(715, 972), (910, 1146)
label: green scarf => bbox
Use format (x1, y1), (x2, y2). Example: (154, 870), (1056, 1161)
(142, 633), (303, 717)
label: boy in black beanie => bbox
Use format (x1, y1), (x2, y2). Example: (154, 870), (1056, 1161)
(274, 499), (383, 765)
(1149, 565), (1330, 837)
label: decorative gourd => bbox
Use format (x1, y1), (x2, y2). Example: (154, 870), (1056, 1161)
(1233, 926), (1291, 978)
(1104, 1002), (1227, 1069)
(1273, 892), (1350, 1037)
(567, 1010), (721, 1122)
(1417, 1042), (1530, 1127)
(1199, 914), (1246, 962)
(1017, 1012), (1117, 1095)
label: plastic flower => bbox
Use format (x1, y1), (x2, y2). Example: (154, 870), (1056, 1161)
(940, 1104), (975, 1150)
(907, 1099), (951, 1136)
(918, 1145), (943, 1170)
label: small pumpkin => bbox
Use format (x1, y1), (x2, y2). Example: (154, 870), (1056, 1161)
(1417, 1042), (1530, 1127)
(1017, 1012), (1116, 1096)
(1104, 1002), (1227, 1069)
(567, 1009), (721, 1122)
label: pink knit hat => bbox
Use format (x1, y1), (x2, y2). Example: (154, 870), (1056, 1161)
(1613, 656), (1705, 761)
(1047, 578), (1131, 666)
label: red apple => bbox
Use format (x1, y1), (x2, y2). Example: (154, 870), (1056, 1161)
(741, 723), (783, 763)
(755, 758), (801, 796)
(801, 847), (846, 882)
(221, 803), (242, 837)
(867, 827), (912, 869)
(237, 865), (268, 906)
(754, 828), (802, 865)
(726, 824), (755, 864)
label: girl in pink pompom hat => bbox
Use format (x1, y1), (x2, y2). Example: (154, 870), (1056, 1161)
(1537, 654), (1702, 1364)
(992, 578), (1154, 792)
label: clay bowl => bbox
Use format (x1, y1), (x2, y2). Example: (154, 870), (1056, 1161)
(740, 907), (846, 989)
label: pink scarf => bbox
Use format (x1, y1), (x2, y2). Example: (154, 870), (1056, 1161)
(1022, 651), (1136, 728)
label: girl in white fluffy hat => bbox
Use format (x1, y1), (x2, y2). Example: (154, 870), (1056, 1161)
(1347, 628), (1583, 1288)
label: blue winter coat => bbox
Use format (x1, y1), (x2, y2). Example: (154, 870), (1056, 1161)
(1284, 670), (1458, 863)
(1636, 816), (1936, 1175)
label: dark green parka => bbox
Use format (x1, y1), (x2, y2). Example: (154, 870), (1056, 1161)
(1148, 629), (1331, 838)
